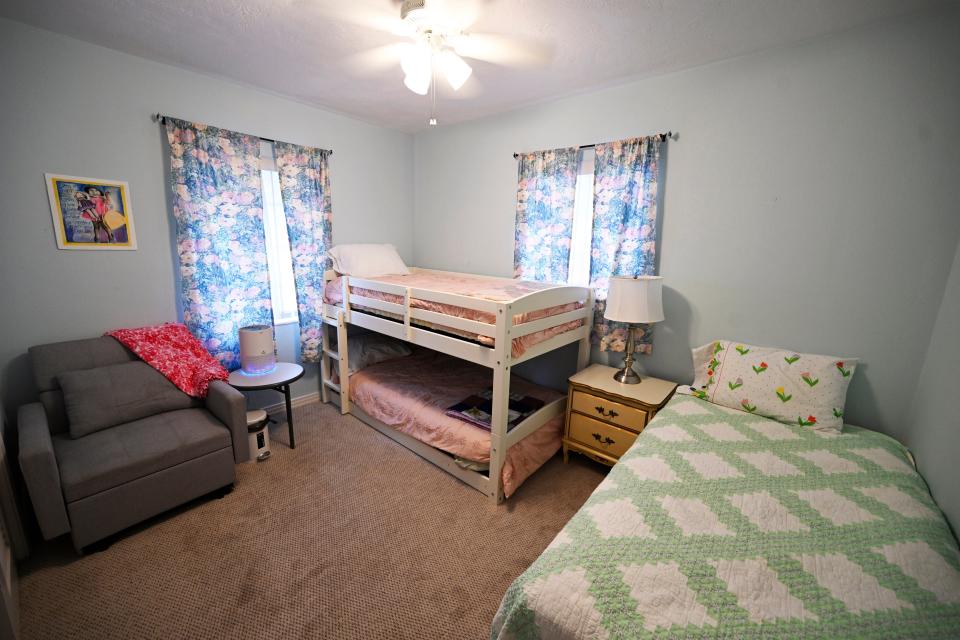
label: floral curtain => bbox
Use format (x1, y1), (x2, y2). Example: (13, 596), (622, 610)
(165, 118), (273, 369)
(589, 135), (663, 353)
(513, 147), (579, 283)
(274, 141), (333, 363)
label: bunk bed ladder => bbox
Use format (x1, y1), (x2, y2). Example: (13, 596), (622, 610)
(577, 288), (596, 370)
(320, 317), (333, 404)
(488, 303), (510, 505)
(336, 309), (351, 414)
(319, 310), (351, 414)
(403, 287), (413, 340)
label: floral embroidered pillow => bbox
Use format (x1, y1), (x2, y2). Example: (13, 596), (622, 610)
(678, 340), (857, 433)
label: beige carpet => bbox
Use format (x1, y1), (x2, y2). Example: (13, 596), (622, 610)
(19, 400), (606, 639)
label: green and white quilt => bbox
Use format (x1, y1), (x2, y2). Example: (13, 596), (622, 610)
(492, 395), (960, 639)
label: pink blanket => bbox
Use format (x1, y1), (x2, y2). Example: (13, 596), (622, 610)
(106, 323), (228, 398)
(349, 349), (564, 498)
(323, 270), (583, 358)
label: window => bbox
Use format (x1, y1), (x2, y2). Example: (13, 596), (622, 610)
(259, 141), (299, 324)
(566, 147), (595, 287)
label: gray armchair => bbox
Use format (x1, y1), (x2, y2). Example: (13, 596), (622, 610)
(18, 336), (249, 551)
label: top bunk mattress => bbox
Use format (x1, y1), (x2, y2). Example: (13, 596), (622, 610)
(492, 394), (960, 639)
(323, 270), (583, 358)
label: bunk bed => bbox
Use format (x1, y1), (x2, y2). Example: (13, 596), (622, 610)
(319, 267), (594, 504)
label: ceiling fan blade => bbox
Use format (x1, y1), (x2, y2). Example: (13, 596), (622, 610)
(342, 43), (407, 76)
(450, 33), (552, 68)
(302, 0), (414, 37)
(426, 0), (482, 32)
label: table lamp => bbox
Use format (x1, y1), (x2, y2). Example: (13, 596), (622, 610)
(604, 275), (664, 384)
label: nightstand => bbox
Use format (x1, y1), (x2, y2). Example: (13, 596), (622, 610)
(563, 364), (677, 466)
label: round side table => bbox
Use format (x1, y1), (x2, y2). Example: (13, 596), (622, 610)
(228, 362), (305, 449)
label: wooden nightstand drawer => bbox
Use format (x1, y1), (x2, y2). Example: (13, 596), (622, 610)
(571, 390), (648, 432)
(567, 413), (638, 459)
(562, 365), (676, 467)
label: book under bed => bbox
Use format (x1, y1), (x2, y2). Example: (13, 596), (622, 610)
(347, 349), (565, 498)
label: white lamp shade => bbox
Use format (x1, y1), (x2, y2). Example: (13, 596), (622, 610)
(604, 276), (664, 323)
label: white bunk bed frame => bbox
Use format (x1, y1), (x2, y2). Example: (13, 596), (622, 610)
(319, 267), (594, 504)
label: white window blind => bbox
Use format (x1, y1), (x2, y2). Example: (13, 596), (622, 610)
(259, 141), (299, 324)
(567, 147), (595, 287)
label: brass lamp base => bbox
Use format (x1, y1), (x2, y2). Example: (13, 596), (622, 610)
(612, 324), (643, 385)
(613, 366), (641, 384)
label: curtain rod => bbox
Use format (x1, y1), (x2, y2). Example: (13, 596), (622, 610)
(512, 131), (675, 159)
(151, 113), (333, 155)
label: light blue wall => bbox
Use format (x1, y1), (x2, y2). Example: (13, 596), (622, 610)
(413, 10), (960, 440)
(906, 240), (960, 531)
(0, 18), (414, 415)
(3, 11), (959, 524)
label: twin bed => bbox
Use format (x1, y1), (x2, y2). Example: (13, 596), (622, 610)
(492, 394), (960, 638)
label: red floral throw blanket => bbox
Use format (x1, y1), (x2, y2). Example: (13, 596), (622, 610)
(106, 323), (228, 398)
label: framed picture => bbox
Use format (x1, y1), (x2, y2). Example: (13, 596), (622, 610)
(45, 174), (137, 250)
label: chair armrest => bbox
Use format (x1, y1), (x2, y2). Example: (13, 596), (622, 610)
(206, 380), (250, 463)
(17, 403), (71, 539)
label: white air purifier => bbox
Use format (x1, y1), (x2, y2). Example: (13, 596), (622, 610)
(246, 409), (271, 462)
(238, 324), (276, 375)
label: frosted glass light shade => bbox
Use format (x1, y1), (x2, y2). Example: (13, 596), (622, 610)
(403, 72), (431, 95)
(401, 42), (432, 95)
(604, 276), (664, 323)
(441, 50), (472, 90)
(400, 42), (431, 77)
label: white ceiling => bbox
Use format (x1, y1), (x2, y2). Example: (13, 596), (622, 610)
(1, 0), (947, 132)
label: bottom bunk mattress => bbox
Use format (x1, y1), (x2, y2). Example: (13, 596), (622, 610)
(348, 349), (564, 498)
(492, 394), (960, 639)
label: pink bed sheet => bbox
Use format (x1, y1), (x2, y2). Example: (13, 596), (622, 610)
(348, 349), (564, 498)
(323, 271), (583, 358)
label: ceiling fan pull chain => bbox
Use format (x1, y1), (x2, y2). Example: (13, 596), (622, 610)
(429, 54), (438, 126)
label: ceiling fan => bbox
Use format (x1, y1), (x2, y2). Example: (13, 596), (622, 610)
(331, 0), (551, 123)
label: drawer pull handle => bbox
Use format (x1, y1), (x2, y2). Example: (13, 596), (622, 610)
(595, 406), (619, 419)
(592, 433), (616, 447)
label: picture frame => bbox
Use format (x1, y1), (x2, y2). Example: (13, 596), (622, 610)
(45, 173), (137, 250)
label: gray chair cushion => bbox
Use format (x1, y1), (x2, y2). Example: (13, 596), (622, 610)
(59, 361), (199, 438)
(53, 408), (232, 502)
(30, 337), (136, 392)
(30, 337), (138, 434)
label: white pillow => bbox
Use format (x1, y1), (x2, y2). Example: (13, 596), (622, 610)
(328, 244), (410, 278)
(346, 334), (413, 375)
(678, 340), (858, 433)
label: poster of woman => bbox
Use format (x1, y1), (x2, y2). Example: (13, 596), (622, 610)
(45, 174), (137, 250)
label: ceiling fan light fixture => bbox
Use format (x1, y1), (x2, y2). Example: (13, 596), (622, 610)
(440, 50), (472, 91)
(403, 71), (431, 95)
(400, 42), (432, 79)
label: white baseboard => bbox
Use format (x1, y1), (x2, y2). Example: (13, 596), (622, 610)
(261, 391), (321, 416)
